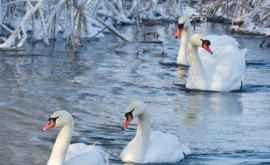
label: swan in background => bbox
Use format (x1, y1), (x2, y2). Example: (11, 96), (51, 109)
(120, 100), (190, 163)
(186, 33), (245, 91)
(43, 111), (108, 165)
(175, 16), (191, 66)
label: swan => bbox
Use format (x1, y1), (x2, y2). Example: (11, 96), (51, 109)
(175, 16), (191, 66)
(120, 100), (190, 163)
(42, 111), (108, 165)
(186, 33), (246, 91)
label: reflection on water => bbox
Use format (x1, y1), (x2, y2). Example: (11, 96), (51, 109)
(176, 67), (186, 79)
(179, 93), (243, 127)
(0, 24), (270, 165)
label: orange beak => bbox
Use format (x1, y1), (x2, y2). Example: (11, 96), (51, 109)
(42, 120), (55, 131)
(175, 27), (182, 39)
(202, 44), (213, 54)
(123, 115), (132, 129)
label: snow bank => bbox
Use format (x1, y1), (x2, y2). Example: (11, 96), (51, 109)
(201, 0), (270, 35)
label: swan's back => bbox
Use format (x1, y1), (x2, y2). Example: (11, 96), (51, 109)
(121, 131), (190, 163)
(65, 143), (108, 165)
(188, 35), (246, 91)
(145, 131), (191, 163)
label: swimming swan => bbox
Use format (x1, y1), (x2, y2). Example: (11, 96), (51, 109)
(185, 33), (245, 91)
(43, 111), (108, 165)
(175, 16), (191, 66)
(120, 100), (190, 163)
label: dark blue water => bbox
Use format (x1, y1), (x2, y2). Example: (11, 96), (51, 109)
(0, 23), (270, 165)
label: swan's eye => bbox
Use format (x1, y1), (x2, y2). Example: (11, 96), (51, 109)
(178, 24), (184, 29)
(48, 116), (59, 123)
(201, 39), (213, 54)
(206, 40), (211, 46)
(125, 109), (134, 119)
(201, 39), (211, 46)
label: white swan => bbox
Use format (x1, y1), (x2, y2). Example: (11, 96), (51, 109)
(42, 111), (108, 165)
(175, 16), (191, 66)
(120, 100), (190, 163)
(186, 33), (246, 91)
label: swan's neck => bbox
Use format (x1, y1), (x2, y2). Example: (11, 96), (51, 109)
(189, 44), (205, 77)
(177, 29), (190, 65)
(134, 112), (151, 149)
(47, 121), (73, 165)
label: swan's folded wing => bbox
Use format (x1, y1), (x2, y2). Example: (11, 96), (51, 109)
(65, 143), (89, 160)
(145, 131), (191, 163)
(65, 143), (108, 165)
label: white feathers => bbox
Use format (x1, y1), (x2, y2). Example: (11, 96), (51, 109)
(143, 131), (191, 163)
(65, 143), (108, 165)
(121, 130), (190, 163)
(45, 111), (108, 165)
(186, 35), (246, 91)
(121, 101), (190, 163)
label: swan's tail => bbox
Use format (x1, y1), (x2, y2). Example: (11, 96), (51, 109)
(92, 141), (98, 146)
(104, 153), (110, 165)
(92, 141), (110, 165)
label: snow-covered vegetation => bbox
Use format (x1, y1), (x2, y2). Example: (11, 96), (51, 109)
(0, 0), (269, 49)
(201, 0), (270, 35)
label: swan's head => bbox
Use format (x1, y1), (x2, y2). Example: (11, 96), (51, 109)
(123, 100), (145, 129)
(190, 33), (213, 54)
(175, 16), (191, 38)
(42, 111), (73, 131)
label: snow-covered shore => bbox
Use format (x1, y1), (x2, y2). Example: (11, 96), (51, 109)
(0, 0), (269, 49)
(200, 0), (270, 35)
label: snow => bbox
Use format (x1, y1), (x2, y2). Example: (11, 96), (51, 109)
(0, 0), (269, 48)
(201, 0), (270, 35)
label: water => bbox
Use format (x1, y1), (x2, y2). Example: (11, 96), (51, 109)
(0, 23), (270, 165)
